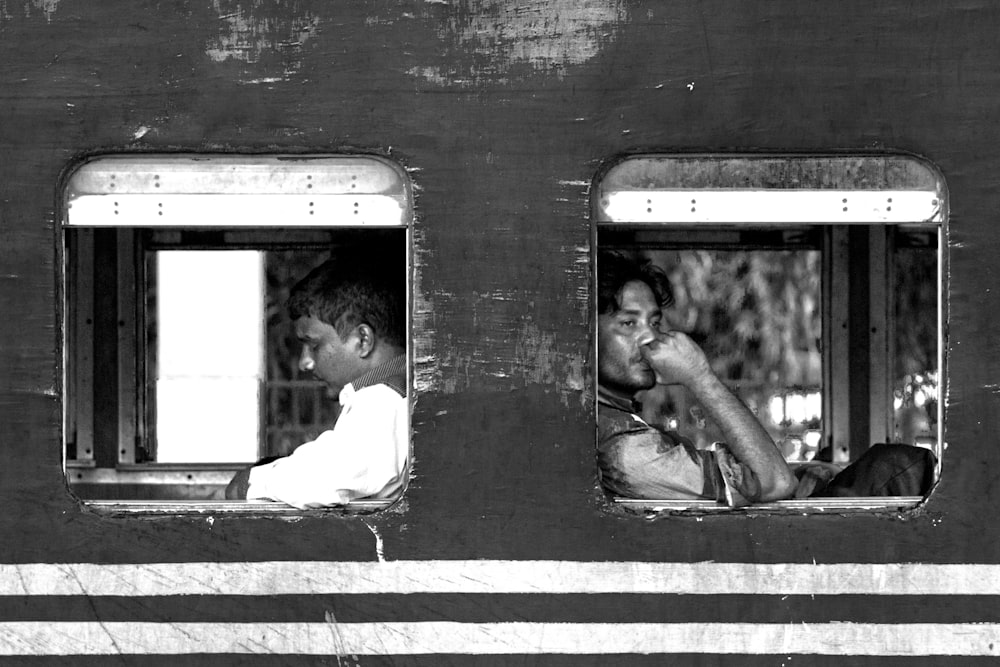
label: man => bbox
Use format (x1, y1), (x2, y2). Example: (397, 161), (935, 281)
(225, 253), (407, 508)
(597, 251), (798, 505)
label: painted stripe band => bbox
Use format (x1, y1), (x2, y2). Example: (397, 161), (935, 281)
(4, 593), (997, 623)
(0, 622), (997, 656)
(2, 561), (999, 596)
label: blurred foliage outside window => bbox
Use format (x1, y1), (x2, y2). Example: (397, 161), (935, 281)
(892, 244), (938, 448)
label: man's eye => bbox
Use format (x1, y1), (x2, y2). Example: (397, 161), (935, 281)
(620, 320), (635, 328)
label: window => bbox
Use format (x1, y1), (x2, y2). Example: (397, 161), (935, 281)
(62, 155), (412, 514)
(594, 154), (946, 512)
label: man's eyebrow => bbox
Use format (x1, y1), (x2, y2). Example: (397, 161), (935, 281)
(616, 306), (658, 317)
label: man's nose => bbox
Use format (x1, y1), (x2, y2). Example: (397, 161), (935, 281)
(636, 323), (657, 347)
(298, 346), (315, 373)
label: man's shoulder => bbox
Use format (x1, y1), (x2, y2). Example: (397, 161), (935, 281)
(597, 400), (696, 452)
(356, 373), (407, 398)
(353, 378), (407, 401)
(596, 401), (720, 501)
(598, 401), (669, 445)
(597, 400), (641, 437)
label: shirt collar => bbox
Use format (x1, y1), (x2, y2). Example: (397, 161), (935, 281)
(347, 354), (407, 393)
(597, 384), (640, 414)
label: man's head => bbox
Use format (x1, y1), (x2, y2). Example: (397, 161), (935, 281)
(597, 251), (674, 400)
(287, 253), (405, 397)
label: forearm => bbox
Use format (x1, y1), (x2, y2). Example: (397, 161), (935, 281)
(687, 374), (797, 501)
(225, 467), (252, 499)
(247, 455), (356, 508)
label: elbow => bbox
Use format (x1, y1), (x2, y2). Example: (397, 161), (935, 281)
(759, 467), (798, 502)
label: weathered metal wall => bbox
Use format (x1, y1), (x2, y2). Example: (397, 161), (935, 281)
(1, 0), (999, 661)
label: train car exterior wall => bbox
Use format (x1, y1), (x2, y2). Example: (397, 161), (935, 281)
(1, 0), (998, 662)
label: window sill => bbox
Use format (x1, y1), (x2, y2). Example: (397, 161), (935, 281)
(613, 496), (925, 515)
(78, 499), (395, 516)
(66, 464), (241, 486)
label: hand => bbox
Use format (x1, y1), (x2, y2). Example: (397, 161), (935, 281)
(635, 383), (675, 431)
(640, 330), (713, 387)
(225, 467), (252, 500)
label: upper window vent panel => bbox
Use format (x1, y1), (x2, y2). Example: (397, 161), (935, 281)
(64, 155), (410, 227)
(594, 155), (947, 225)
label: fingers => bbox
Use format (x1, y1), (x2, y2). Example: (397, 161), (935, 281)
(644, 329), (673, 345)
(641, 329), (711, 384)
(647, 329), (687, 349)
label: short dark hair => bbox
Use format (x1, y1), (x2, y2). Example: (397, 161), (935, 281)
(597, 251), (674, 315)
(287, 253), (405, 348)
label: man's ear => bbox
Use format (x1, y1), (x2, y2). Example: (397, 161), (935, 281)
(356, 323), (376, 358)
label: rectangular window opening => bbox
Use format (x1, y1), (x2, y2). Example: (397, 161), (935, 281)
(594, 155), (946, 514)
(62, 155), (413, 515)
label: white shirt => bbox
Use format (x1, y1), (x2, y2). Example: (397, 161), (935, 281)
(246, 358), (408, 509)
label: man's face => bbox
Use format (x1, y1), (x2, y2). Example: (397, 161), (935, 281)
(598, 280), (662, 399)
(294, 316), (364, 399)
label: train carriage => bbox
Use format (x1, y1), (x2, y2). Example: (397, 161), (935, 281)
(1, 0), (999, 663)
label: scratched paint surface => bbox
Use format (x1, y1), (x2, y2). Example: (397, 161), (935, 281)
(408, 0), (628, 85)
(205, 0), (321, 83)
(0, 0), (997, 575)
(198, 0), (626, 86)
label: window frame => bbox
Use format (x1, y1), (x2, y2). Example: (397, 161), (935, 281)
(60, 154), (413, 515)
(592, 153), (947, 513)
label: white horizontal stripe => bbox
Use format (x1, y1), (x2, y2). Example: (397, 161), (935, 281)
(66, 194), (408, 227)
(2, 561), (999, 596)
(0, 622), (997, 656)
(598, 190), (943, 224)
